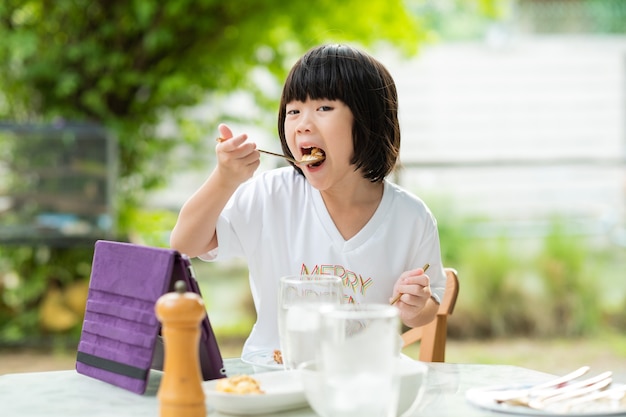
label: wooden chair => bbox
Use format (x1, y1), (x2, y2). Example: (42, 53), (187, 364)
(401, 268), (459, 362)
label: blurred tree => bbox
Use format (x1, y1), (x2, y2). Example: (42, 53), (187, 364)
(0, 0), (500, 342)
(0, 0), (430, 341)
(0, 0), (430, 231)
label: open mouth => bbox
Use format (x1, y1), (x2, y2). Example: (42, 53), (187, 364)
(300, 146), (326, 167)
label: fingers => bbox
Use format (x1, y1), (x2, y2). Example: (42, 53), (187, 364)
(216, 124), (254, 155)
(215, 123), (257, 156)
(391, 268), (431, 307)
(391, 285), (431, 306)
(398, 269), (430, 287)
(393, 288), (432, 312)
(214, 124), (260, 184)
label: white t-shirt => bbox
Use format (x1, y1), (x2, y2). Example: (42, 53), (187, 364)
(201, 167), (446, 356)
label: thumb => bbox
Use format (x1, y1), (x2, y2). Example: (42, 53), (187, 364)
(218, 123), (234, 141)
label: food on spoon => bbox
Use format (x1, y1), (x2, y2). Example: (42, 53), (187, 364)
(273, 349), (283, 364)
(215, 375), (265, 394)
(300, 147), (325, 163)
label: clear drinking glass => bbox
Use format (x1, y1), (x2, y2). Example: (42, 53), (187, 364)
(277, 275), (343, 370)
(319, 304), (401, 417)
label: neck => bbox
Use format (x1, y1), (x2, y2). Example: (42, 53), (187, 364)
(320, 180), (385, 240)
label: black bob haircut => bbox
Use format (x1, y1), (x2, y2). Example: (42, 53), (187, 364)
(278, 44), (400, 183)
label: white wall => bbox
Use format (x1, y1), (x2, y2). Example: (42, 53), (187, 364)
(387, 35), (626, 239)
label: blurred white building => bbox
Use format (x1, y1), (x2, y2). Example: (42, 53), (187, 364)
(390, 34), (626, 242)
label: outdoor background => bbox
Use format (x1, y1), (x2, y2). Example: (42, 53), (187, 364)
(0, 0), (625, 378)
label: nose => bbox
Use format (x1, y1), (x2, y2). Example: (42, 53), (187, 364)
(295, 110), (313, 134)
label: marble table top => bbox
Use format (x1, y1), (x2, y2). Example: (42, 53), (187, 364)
(0, 358), (555, 417)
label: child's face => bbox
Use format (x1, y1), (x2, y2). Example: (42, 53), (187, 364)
(283, 98), (356, 189)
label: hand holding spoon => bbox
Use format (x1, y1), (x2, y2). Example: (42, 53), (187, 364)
(217, 137), (325, 166)
(390, 263), (430, 305)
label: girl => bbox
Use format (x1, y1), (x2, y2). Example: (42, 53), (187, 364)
(170, 44), (446, 356)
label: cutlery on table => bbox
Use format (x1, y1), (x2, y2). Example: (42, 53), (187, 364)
(558, 385), (626, 413)
(489, 366), (591, 404)
(527, 373), (613, 409)
(486, 365), (623, 412)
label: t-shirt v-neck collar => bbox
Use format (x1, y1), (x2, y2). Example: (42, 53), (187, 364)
(311, 181), (393, 252)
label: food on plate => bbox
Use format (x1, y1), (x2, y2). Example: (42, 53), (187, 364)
(215, 375), (265, 394)
(300, 147), (325, 163)
(273, 349), (283, 365)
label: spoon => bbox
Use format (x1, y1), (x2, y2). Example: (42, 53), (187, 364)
(217, 137), (324, 166)
(390, 263), (430, 305)
(257, 149), (324, 166)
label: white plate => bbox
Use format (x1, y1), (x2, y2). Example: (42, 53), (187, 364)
(204, 370), (307, 415)
(466, 383), (626, 416)
(241, 349), (285, 372)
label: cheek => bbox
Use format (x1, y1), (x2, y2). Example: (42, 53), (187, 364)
(336, 116), (354, 146)
(337, 126), (355, 154)
(283, 120), (296, 138)
(283, 121), (298, 150)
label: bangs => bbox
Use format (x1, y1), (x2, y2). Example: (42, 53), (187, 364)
(281, 44), (357, 104)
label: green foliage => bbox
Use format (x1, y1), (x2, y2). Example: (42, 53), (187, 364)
(456, 237), (536, 337)
(406, 0), (508, 41)
(537, 219), (602, 336)
(445, 216), (612, 339)
(0, 246), (93, 343)
(0, 0), (427, 222)
(124, 207), (179, 248)
(0, 0), (428, 344)
(423, 194), (472, 267)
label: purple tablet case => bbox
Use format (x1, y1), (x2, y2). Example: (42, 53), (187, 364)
(76, 240), (225, 394)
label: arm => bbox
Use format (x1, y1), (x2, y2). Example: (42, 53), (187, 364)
(390, 267), (439, 328)
(170, 124), (260, 258)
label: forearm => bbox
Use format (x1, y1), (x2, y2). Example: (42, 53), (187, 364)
(170, 169), (239, 258)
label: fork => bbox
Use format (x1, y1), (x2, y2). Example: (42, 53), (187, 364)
(527, 373), (613, 409)
(490, 366), (591, 404)
(493, 368), (614, 409)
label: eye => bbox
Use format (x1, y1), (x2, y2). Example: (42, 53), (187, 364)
(286, 109), (299, 115)
(318, 105), (333, 112)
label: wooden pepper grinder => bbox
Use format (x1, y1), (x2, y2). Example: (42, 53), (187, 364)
(155, 280), (206, 417)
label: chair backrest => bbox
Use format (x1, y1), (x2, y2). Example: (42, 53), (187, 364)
(401, 267), (459, 362)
